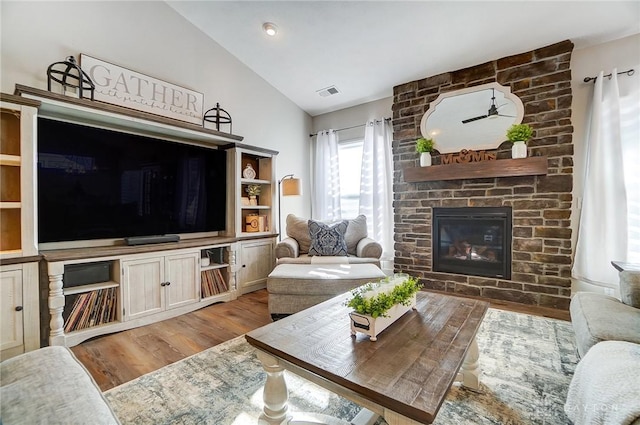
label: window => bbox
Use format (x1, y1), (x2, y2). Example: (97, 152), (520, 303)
(338, 139), (363, 219)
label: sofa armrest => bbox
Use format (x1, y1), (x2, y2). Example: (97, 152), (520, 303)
(620, 271), (640, 308)
(275, 237), (300, 259)
(1, 346), (120, 424)
(356, 237), (382, 259)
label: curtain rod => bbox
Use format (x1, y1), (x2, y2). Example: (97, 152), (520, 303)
(309, 117), (391, 138)
(583, 68), (634, 83)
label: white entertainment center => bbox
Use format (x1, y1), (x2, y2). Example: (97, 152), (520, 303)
(0, 86), (278, 353)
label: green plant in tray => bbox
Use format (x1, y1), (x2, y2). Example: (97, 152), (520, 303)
(346, 274), (422, 318)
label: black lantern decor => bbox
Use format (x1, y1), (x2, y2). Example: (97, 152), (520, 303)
(203, 102), (232, 133)
(47, 56), (95, 100)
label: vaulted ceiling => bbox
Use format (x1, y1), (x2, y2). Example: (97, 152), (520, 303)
(168, 1), (640, 116)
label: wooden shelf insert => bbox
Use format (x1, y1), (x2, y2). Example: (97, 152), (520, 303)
(404, 156), (548, 182)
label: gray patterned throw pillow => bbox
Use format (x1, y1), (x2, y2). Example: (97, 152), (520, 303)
(308, 220), (349, 256)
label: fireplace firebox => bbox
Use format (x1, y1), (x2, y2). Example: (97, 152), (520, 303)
(432, 207), (512, 279)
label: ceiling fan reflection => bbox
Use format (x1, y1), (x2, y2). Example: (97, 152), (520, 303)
(462, 89), (516, 124)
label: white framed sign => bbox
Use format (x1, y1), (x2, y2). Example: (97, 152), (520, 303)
(80, 54), (204, 125)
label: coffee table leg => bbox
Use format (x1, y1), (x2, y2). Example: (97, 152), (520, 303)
(257, 350), (291, 425)
(458, 337), (481, 391)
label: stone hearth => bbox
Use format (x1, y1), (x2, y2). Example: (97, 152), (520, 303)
(392, 40), (574, 310)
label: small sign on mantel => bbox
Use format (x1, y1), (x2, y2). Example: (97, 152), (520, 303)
(441, 149), (496, 165)
(80, 54), (204, 125)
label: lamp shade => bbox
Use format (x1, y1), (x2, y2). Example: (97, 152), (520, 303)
(282, 178), (301, 196)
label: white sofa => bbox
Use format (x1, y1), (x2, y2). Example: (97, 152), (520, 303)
(565, 270), (640, 425)
(1, 346), (120, 424)
(569, 271), (640, 357)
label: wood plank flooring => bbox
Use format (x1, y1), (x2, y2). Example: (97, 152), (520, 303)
(71, 289), (569, 392)
(71, 290), (271, 391)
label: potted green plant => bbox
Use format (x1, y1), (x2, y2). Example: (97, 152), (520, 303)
(415, 137), (434, 167)
(346, 274), (422, 341)
(245, 184), (261, 205)
(506, 123), (533, 159)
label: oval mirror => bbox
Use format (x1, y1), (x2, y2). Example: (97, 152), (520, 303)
(420, 82), (524, 154)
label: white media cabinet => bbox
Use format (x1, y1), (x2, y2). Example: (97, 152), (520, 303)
(43, 235), (274, 347)
(0, 86), (278, 349)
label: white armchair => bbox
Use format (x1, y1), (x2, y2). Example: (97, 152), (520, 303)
(275, 214), (382, 267)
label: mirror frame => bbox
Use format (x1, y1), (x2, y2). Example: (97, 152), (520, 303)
(419, 82), (525, 154)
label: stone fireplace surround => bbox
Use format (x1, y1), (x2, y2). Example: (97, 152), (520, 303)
(392, 40), (574, 310)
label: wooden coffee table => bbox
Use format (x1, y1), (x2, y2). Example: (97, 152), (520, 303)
(246, 291), (489, 425)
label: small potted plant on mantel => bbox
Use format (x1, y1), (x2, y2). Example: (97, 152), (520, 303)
(506, 123), (533, 159)
(346, 274), (422, 341)
(415, 137), (434, 167)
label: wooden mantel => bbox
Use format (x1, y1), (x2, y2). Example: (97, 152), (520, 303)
(404, 156), (548, 182)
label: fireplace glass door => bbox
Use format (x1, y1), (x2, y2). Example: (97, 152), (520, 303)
(432, 207), (512, 279)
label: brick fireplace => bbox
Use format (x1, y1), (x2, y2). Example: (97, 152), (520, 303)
(432, 206), (512, 280)
(392, 40), (574, 310)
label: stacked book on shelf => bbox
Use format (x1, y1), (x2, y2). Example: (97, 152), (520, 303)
(201, 268), (228, 298)
(64, 287), (118, 333)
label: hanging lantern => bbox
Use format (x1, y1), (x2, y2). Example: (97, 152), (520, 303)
(47, 55), (95, 100)
(203, 102), (232, 133)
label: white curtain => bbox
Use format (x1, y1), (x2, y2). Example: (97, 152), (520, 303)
(360, 119), (394, 260)
(312, 130), (341, 220)
(573, 70), (629, 287)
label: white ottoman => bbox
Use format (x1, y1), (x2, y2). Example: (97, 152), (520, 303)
(267, 263), (386, 318)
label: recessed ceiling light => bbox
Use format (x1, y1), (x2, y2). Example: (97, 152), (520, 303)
(263, 22), (278, 37)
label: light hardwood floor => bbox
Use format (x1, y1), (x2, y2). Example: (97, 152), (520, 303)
(71, 289), (570, 392)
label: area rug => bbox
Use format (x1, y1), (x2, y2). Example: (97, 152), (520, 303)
(104, 309), (578, 425)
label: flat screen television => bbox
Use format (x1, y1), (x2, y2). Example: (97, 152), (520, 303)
(37, 118), (227, 244)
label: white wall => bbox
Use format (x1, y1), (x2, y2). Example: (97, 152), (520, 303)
(0, 1), (312, 230)
(312, 97), (393, 140)
(569, 33), (640, 295)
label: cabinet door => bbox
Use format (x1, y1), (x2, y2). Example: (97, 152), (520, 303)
(238, 239), (275, 294)
(165, 252), (199, 310)
(0, 269), (24, 354)
(122, 257), (164, 320)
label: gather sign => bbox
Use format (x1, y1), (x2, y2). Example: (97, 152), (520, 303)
(80, 54), (204, 125)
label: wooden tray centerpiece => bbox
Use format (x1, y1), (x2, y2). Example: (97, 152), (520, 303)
(346, 274), (422, 341)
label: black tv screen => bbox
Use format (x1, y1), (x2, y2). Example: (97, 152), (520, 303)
(37, 118), (227, 243)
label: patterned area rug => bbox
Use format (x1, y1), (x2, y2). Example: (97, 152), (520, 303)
(105, 309), (578, 425)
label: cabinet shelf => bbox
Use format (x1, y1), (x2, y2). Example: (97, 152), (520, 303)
(201, 291), (233, 303)
(64, 320), (121, 336)
(0, 154), (21, 166)
(0, 202), (21, 209)
(201, 263), (229, 271)
(64, 281), (119, 296)
(239, 231), (273, 237)
(241, 178), (271, 185)
(241, 205), (271, 210)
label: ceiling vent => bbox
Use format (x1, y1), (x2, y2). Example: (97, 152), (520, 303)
(316, 85), (340, 97)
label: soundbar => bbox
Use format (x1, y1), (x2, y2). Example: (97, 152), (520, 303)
(124, 235), (181, 246)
